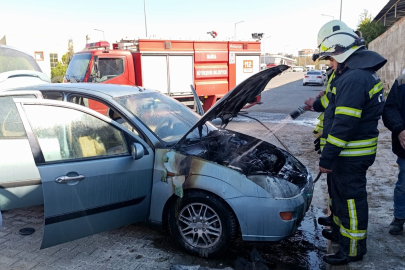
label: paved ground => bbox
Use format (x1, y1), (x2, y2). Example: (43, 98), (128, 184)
(1, 72), (404, 270)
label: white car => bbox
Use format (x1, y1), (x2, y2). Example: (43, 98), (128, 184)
(0, 45), (51, 91)
(303, 70), (326, 86)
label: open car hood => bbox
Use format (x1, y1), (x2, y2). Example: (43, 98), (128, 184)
(176, 65), (289, 146)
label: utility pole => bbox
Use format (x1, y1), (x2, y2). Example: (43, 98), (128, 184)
(340, 0), (342, 20)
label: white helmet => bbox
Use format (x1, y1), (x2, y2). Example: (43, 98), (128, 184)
(313, 20), (365, 63)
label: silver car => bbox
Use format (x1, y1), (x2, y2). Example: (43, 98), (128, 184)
(0, 65), (314, 257)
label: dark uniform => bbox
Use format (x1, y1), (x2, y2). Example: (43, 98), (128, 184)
(313, 71), (335, 216)
(319, 48), (386, 257)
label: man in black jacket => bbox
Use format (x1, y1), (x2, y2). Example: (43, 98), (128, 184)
(382, 71), (405, 235)
(313, 20), (387, 265)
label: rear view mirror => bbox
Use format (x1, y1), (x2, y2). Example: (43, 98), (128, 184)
(142, 100), (158, 110)
(131, 143), (144, 160)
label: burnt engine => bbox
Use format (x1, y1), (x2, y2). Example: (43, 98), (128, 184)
(177, 130), (308, 189)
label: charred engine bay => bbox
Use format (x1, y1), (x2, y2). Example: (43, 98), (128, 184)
(177, 130), (308, 190)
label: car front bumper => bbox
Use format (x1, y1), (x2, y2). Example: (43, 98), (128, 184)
(227, 169), (314, 242)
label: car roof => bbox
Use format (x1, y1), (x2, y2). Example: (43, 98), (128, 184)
(7, 83), (154, 98)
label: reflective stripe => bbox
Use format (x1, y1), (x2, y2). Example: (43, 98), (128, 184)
(339, 146), (377, 157)
(317, 113), (324, 121)
(369, 81), (383, 98)
(339, 226), (367, 240)
(332, 87), (336, 94)
(345, 137), (378, 148)
(327, 135), (348, 148)
(348, 199), (357, 231)
(320, 95), (329, 108)
(329, 198), (332, 206)
(335, 106), (362, 118)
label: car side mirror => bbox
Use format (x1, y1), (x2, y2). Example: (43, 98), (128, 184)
(131, 142), (144, 160)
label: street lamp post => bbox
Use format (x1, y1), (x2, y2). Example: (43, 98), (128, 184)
(234, 21), (244, 39)
(340, 0), (342, 20)
(94, 29), (105, 41)
(144, 0), (148, 37)
(262, 36), (271, 65)
(321, 14), (334, 20)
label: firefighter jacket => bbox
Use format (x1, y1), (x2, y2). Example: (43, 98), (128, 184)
(319, 49), (387, 169)
(313, 71), (335, 133)
(382, 74), (405, 159)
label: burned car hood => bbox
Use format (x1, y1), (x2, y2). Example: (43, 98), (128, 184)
(177, 65), (289, 146)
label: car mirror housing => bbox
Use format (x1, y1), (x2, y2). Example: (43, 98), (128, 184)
(131, 143), (144, 160)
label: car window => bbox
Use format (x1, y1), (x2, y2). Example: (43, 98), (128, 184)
(42, 92), (63, 101)
(0, 95), (35, 138)
(0, 47), (42, 73)
(70, 95), (140, 136)
(24, 104), (129, 162)
(91, 58), (124, 83)
(307, 71), (321, 75)
(115, 92), (216, 145)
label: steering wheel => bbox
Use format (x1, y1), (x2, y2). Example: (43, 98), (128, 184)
(154, 118), (173, 138)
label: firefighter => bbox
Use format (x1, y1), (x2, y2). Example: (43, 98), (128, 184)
(313, 20), (387, 265)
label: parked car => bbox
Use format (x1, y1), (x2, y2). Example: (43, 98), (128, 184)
(1, 66), (314, 257)
(303, 70), (326, 86)
(0, 45), (51, 91)
(292, 66), (304, 72)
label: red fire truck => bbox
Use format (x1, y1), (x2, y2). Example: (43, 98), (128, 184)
(64, 39), (261, 112)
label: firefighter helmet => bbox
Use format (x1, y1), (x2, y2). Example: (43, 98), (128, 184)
(313, 20), (365, 63)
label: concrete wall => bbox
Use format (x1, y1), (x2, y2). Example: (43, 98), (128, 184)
(369, 16), (405, 91)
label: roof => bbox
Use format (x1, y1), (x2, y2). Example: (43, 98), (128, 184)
(374, 0), (405, 29)
(10, 83), (153, 98)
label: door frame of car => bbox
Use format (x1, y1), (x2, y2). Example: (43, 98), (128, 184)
(13, 97), (156, 248)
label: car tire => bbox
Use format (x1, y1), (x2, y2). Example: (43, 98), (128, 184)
(303, 83), (306, 86)
(168, 190), (237, 258)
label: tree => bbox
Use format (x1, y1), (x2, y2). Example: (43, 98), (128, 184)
(51, 52), (69, 83)
(51, 39), (74, 83)
(357, 10), (385, 47)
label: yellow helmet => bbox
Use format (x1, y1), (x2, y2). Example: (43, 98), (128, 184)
(313, 20), (365, 63)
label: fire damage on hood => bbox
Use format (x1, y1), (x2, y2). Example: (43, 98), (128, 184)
(176, 130), (308, 197)
(165, 66), (310, 199)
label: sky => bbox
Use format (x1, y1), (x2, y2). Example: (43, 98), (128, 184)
(0, 0), (388, 56)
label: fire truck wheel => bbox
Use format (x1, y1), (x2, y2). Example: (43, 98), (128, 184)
(168, 190), (237, 258)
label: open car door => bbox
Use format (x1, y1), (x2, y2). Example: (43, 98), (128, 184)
(14, 98), (154, 249)
(0, 90), (44, 210)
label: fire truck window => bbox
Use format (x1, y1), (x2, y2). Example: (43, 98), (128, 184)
(96, 58), (124, 83)
(69, 95), (139, 136)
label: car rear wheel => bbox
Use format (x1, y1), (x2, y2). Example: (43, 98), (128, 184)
(168, 190), (237, 258)
(303, 83), (306, 86)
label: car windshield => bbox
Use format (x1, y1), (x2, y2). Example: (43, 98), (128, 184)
(114, 92), (216, 145)
(65, 53), (92, 82)
(0, 46), (42, 73)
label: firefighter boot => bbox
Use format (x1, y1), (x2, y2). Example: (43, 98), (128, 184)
(321, 229), (338, 242)
(318, 215), (333, 226)
(323, 250), (363, 265)
(389, 218), (405, 235)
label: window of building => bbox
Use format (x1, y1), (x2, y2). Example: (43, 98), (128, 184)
(34, 51), (44, 61)
(50, 53), (58, 68)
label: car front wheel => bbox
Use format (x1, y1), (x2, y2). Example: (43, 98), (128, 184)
(168, 190), (237, 258)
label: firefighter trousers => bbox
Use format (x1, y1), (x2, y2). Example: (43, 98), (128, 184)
(329, 159), (374, 257)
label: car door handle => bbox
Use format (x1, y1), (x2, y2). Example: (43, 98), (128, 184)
(55, 175), (85, 183)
